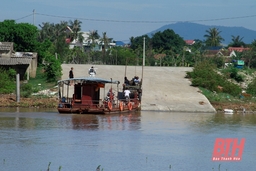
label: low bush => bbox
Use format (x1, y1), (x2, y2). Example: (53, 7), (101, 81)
(186, 61), (241, 97)
(0, 67), (16, 94)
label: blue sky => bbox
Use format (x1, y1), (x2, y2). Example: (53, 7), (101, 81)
(1, 0), (256, 43)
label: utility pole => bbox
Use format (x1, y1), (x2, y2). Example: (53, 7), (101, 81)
(143, 37), (145, 66)
(16, 73), (20, 102)
(33, 9), (35, 25)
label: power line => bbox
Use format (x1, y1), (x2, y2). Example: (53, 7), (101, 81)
(34, 12), (256, 23)
(15, 14), (33, 21)
(14, 12), (256, 25)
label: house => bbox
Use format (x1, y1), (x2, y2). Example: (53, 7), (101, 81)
(0, 42), (37, 80)
(203, 46), (236, 58)
(228, 47), (250, 53)
(68, 31), (116, 52)
(185, 40), (195, 45)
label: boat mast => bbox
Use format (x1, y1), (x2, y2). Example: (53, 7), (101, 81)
(142, 37), (145, 82)
(125, 58), (127, 77)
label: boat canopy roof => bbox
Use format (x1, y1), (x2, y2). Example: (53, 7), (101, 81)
(57, 77), (120, 85)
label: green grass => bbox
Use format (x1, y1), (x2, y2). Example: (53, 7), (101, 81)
(28, 67), (57, 91)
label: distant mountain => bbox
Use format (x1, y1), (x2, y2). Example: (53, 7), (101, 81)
(147, 22), (256, 45)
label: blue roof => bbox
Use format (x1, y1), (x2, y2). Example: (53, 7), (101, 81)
(206, 46), (223, 50)
(115, 41), (125, 46)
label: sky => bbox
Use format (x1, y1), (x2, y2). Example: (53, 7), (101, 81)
(1, 0), (256, 43)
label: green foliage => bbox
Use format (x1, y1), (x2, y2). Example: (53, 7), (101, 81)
(44, 54), (62, 82)
(204, 27), (224, 46)
(0, 67), (16, 94)
(209, 56), (225, 68)
(186, 61), (241, 96)
(20, 83), (33, 98)
(199, 87), (238, 102)
(151, 29), (186, 54)
(221, 67), (244, 82)
(130, 35), (151, 51)
(0, 20), (38, 51)
(247, 79), (256, 96)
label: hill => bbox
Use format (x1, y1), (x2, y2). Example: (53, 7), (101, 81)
(147, 22), (256, 45)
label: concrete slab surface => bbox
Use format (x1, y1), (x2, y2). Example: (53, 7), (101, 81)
(61, 64), (216, 113)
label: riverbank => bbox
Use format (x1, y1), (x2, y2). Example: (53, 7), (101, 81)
(1, 65), (254, 113)
(1, 94), (256, 113)
(0, 94), (58, 108)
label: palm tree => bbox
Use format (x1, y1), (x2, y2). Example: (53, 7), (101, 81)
(204, 28), (224, 46)
(87, 30), (100, 49)
(101, 32), (112, 64)
(86, 30), (100, 63)
(229, 35), (246, 47)
(69, 19), (83, 43)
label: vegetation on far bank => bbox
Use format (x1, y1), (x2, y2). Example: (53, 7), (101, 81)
(186, 61), (256, 112)
(1, 19), (256, 109)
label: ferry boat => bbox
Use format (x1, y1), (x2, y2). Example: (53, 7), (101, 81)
(57, 76), (142, 114)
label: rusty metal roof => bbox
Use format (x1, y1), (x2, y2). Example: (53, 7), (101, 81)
(0, 57), (32, 65)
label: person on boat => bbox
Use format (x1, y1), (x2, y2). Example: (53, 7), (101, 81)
(133, 76), (140, 85)
(69, 67), (74, 79)
(124, 88), (131, 102)
(69, 67), (74, 85)
(124, 77), (130, 85)
(88, 66), (96, 77)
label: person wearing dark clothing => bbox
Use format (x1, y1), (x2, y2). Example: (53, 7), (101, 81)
(69, 67), (74, 85)
(124, 77), (130, 85)
(69, 67), (74, 78)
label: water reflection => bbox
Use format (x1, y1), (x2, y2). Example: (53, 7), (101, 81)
(202, 113), (256, 126)
(0, 110), (255, 171)
(71, 112), (141, 130)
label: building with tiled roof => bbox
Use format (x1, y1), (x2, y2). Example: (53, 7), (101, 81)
(228, 47), (250, 52)
(185, 40), (195, 45)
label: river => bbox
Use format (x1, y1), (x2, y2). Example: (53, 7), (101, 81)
(0, 108), (255, 171)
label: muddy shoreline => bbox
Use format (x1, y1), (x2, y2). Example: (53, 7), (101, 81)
(1, 94), (256, 113)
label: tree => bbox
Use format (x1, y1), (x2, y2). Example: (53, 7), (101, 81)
(151, 29), (186, 54)
(130, 35), (151, 51)
(244, 39), (256, 68)
(43, 52), (62, 82)
(100, 32), (109, 64)
(0, 20), (38, 52)
(204, 28), (224, 46)
(229, 35), (246, 47)
(86, 30), (100, 63)
(68, 19), (84, 43)
(38, 21), (70, 62)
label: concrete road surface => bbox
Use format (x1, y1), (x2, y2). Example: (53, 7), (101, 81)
(61, 64), (216, 113)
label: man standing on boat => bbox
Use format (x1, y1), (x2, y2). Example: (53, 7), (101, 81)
(88, 66), (96, 77)
(69, 67), (74, 85)
(124, 88), (131, 102)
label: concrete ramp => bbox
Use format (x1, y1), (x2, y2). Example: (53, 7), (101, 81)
(61, 64), (216, 113)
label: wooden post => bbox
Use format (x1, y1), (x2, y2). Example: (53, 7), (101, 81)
(16, 73), (20, 102)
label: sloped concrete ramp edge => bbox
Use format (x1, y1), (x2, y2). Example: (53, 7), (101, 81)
(61, 64), (216, 113)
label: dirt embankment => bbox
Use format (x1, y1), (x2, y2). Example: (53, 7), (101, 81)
(0, 94), (58, 108)
(211, 102), (256, 113)
(1, 94), (256, 113)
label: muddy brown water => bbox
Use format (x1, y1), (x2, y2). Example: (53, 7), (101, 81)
(0, 108), (255, 171)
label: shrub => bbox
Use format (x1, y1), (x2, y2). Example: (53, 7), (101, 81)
(186, 61), (241, 96)
(247, 79), (256, 96)
(0, 67), (16, 94)
(20, 83), (33, 97)
(44, 54), (62, 82)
